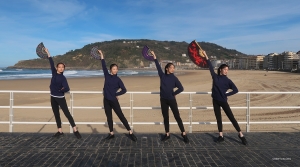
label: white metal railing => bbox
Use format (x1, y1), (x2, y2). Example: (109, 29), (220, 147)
(0, 90), (299, 133)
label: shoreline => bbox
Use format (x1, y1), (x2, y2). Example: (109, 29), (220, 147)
(0, 70), (193, 81)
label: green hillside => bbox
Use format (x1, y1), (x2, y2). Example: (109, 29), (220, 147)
(11, 39), (248, 69)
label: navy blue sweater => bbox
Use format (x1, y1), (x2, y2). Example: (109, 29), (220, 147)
(207, 60), (238, 102)
(49, 57), (70, 97)
(101, 59), (127, 101)
(154, 59), (184, 100)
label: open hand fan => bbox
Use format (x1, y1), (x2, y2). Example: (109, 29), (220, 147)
(188, 40), (208, 68)
(90, 46), (101, 60)
(36, 42), (48, 59)
(142, 45), (154, 61)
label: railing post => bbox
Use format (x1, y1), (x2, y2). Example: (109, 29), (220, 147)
(189, 93), (193, 133)
(9, 92), (14, 132)
(246, 93), (250, 132)
(130, 93), (134, 130)
(70, 93), (74, 133)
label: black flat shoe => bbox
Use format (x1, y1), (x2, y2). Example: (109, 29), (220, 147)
(105, 133), (115, 140)
(129, 133), (137, 142)
(217, 136), (224, 143)
(238, 134), (247, 145)
(74, 131), (82, 139)
(52, 132), (64, 138)
(161, 134), (170, 142)
(181, 133), (189, 143)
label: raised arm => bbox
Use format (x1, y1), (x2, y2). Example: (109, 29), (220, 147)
(226, 80), (238, 96)
(173, 77), (184, 96)
(44, 48), (56, 75)
(98, 50), (109, 76)
(116, 79), (127, 96)
(59, 77), (70, 92)
(202, 50), (217, 77)
(151, 50), (164, 77)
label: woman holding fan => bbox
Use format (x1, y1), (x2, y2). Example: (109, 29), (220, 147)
(44, 48), (81, 139)
(151, 50), (189, 143)
(201, 50), (247, 145)
(97, 50), (137, 142)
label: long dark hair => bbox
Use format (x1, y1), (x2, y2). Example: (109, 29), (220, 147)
(165, 63), (174, 74)
(218, 64), (228, 75)
(110, 64), (118, 70)
(56, 63), (65, 68)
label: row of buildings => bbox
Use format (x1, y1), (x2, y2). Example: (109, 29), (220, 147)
(224, 51), (300, 70)
(143, 51), (300, 71)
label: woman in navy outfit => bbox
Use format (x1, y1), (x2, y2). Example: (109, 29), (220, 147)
(202, 50), (247, 145)
(44, 48), (81, 139)
(98, 50), (137, 142)
(151, 50), (189, 143)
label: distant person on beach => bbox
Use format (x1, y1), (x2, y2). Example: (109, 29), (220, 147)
(44, 48), (81, 139)
(151, 50), (189, 143)
(201, 50), (247, 145)
(97, 50), (137, 142)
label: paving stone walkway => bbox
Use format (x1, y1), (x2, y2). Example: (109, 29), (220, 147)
(0, 132), (299, 167)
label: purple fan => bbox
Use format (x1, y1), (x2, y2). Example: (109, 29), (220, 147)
(36, 42), (48, 59)
(142, 45), (154, 61)
(90, 46), (101, 60)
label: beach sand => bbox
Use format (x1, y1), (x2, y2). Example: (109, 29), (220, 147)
(0, 69), (299, 133)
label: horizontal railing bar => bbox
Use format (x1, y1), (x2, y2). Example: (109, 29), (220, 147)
(12, 106), (52, 109)
(132, 122), (190, 125)
(250, 107), (300, 109)
(247, 121), (300, 124)
(3, 121), (299, 125)
(238, 92), (300, 94)
(0, 91), (50, 93)
(7, 106), (300, 110)
(11, 122), (122, 125)
(191, 122), (247, 124)
(1, 91), (300, 94)
(191, 121), (300, 124)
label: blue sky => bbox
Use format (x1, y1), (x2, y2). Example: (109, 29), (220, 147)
(0, 0), (300, 67)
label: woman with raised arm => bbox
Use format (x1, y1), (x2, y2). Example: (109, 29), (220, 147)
(151, 50), (189, 143)
(98, 50), (137, 142)
(45, 48), (81, 139)
(202, 50), (247, 145)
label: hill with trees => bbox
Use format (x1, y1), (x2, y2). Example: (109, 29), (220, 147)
(11, 39), (248, 69)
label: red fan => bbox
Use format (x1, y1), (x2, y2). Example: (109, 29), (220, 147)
(188, 40), (208, 68)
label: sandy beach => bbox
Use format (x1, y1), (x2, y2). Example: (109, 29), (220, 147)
(0, 69), (299, 133)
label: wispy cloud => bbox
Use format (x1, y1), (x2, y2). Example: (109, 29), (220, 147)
(28, 0), (86, 23)
(0, 0), (300, 66)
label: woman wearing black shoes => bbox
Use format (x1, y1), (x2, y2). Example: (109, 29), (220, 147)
(45, 48), (81, 139)
(202, 50), (247, 145)
(151, 50), (189, 143)
(98, 50), (137, 142)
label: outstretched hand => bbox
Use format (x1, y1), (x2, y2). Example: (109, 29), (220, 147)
(200, 50), (208, 60)
(98, 50), (104, 59)
(150, 50), (156, 59)
(44, 48), (50, 58)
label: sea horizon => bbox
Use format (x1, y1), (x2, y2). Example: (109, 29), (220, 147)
(0, 68), (162, 80)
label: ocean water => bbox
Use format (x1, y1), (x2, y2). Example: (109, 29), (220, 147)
(0, 68), (158, 80)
